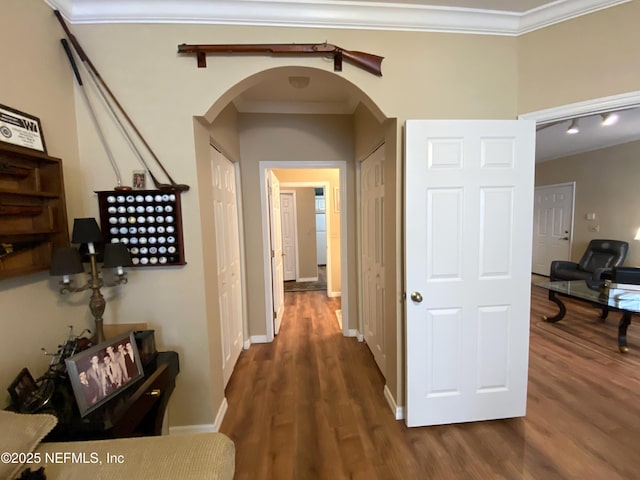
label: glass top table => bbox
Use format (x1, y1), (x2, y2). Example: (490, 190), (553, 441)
(536, 280), (640, 352)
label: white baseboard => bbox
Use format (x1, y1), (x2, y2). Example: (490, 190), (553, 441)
(345, 328), (358, 337)
(356, 332), (364, 342)
(213, 397), (228, 430)
(297, 276), (318, 282)
(243, 338), (251, 349)
(384, 384), (405, 420)
(250, 335), (270, 344)
(328, 291), (342, 298)
(168, 397), (228, 434)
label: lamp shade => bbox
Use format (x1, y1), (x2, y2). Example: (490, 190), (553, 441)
(103, 243), (133, 268)
(50, 247), (84, 276)
(71, 218), (102, 244)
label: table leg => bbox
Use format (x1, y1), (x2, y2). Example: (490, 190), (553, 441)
(599, 306), (609, 321)
(542, 290), (566, 323)
(618, 313), (632, 353)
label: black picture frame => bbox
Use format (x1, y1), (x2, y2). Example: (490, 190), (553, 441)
(0, 104), (47, 153)
(7, 367), (37, 409)
(65, 331), (144, 417)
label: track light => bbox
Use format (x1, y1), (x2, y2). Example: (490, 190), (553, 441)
(566, 119), (579, 134)
(601, 112), (619, 126)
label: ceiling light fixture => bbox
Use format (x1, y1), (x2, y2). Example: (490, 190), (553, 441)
(288, 76), (310, 89)
(566, 119), (579, 134)
(601, 112), (619, 126)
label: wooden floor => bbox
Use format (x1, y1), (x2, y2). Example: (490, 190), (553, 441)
(220, 287), (640, 479)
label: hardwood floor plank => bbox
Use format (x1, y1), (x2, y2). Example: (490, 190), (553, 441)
(221, 287), (640, 479)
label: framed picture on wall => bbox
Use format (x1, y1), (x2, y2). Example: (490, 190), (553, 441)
(132, 170), (146, 189)
(65, 331), (144, 417)
(0, 104), (47, 153)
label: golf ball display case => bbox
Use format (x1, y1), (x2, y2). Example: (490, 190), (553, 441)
(96, 190), (186, 267)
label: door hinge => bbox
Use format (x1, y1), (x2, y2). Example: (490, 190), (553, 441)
(273, 311), (277, 319)
(271, 249), (275, 258)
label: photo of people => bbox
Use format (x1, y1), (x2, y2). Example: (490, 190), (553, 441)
(132, 170), (146, 189)
(66, 331), (144, 417)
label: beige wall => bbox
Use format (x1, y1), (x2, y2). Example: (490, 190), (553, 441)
(209, 103), (241, 162)
(535, 140), (640, 266)
(518, 1), (640, 114)
(3, 0), (639, 427)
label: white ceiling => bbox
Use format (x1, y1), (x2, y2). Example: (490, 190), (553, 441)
(47, 0), (638, 161)
(536, 108), (640, 162)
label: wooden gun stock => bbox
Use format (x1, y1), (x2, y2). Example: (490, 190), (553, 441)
(337, 49), (384, 77)
(177, 43), (383, 76)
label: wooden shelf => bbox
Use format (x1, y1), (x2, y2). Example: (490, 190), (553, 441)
(0, 143), (69, 280)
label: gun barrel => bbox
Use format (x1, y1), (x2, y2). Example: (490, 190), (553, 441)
(178, 44), (334, 54)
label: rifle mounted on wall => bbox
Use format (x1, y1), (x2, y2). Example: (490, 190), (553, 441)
(177, 43), (384, 77)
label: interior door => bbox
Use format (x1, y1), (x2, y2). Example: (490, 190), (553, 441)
(405, 120), (535, 427)
(361, 145), (386, 376)
(211, 147), (243, 387)
(280, 191), (297, 281)
(531, 183), (574, 276)
(269, 171), (285, 334)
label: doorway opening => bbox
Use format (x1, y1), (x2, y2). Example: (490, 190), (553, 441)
(523, 90), (640, 275)
(281, 184), (331, 294)
(259, 162), (348, 340)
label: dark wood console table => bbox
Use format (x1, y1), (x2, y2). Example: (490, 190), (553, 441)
(44, 351), (179, 442)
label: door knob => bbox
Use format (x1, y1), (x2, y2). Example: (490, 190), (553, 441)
(410, 291), (423, 303)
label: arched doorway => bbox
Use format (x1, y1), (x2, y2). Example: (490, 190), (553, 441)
(194, 65), (391, 357)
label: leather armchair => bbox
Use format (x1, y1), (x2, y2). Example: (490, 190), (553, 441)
(550, 239), (629, 281)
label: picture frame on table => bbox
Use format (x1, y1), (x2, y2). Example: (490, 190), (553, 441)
(7, 368), (37, 410)
(0, 104), (47, 153)
(65, 331), (144, 417)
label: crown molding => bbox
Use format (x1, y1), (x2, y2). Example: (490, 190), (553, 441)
(519, 0), (631, 33)
(43, 0), (631, 36)
(520, 90), (640, 123)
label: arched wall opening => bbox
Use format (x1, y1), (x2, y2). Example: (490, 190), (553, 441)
(192, 65), (404, 417)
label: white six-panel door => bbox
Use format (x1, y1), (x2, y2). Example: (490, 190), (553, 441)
(531, 183), (574, 276)
(405, 120), (535, 427)
(211, 147), (243, 387)
(361, 145), (386, 376)
(269, 171), (285, 334)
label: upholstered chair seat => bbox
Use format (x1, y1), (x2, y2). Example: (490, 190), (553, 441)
(550, 239), (629, 282)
